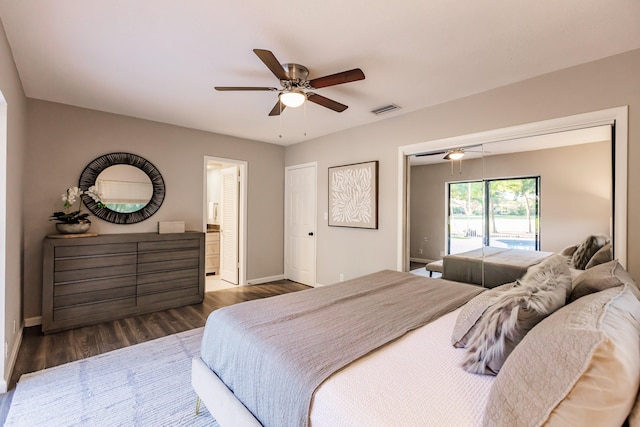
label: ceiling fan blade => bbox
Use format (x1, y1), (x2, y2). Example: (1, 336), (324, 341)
(268, 100), (286, 116)
(215, 86), (278, 91)
(253, 49), (289, 81)
(307, 93), (348, 112)
(309, 68), (365, 89)
(415, 150), (448, 157)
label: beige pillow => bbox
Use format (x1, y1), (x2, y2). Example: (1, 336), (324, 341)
(451, 281), (518, 348)
(585, 242), (613, 269)
(482, 286), (640, 427)
(462, 254), (571, 375)
(629, 390), (640, 426)
(569, 259), (640, 303)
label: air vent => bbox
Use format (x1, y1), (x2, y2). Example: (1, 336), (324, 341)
(371, 104), (401, 115)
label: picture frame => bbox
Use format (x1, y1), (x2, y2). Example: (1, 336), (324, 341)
(328, 160), (378, 229)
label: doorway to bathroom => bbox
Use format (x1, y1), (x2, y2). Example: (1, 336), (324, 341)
(204, 156), (247, 290)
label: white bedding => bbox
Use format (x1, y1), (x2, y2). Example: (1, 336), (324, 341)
(310, 307), (494, 426)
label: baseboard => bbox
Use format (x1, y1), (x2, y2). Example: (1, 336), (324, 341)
(246, 274), (285, 286)
(3, 325), (24, 392)
(24, 316), (42, 327)
(410, 257), (431, 263)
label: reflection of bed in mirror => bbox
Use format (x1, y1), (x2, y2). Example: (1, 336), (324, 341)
(442, 247), (553, 288)
(409, 125), (616, 279)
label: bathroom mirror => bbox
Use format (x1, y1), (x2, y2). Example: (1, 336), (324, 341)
(79, 152), (165, 224)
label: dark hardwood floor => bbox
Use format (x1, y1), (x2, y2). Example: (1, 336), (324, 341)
(410, 261), (427, 271)
(8, 280), (309, 391)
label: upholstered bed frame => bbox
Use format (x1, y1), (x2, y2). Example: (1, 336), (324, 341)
(192, 357), (260, 426)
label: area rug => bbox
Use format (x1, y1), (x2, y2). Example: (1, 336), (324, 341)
(5, 328), (219, 426)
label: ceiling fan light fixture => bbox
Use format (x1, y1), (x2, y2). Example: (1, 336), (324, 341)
(279, 90), (306, 108)
(444, 149), (465, 160)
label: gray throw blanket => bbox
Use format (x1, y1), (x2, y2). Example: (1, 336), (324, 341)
(199, 270), (483, 427)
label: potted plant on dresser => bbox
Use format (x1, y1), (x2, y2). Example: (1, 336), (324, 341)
(49, 186), (103, 234)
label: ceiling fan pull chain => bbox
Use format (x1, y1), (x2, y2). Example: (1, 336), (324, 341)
(303, 100), (307, 137)
(278, 102), (283, 138)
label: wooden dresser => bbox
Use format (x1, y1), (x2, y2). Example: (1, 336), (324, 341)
(42, 232), (205, 333)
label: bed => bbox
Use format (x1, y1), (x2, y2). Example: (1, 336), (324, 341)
(442, 247), (553, 288)
(192, 265), (640, 427)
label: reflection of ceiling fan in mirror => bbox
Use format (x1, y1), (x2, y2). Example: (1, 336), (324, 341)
(415, 147), (484, 160)
(415, 147), (486, 174)
(215, 49), (365, 116)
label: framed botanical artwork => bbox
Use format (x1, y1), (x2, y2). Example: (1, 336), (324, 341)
(328, 160), (378, 229)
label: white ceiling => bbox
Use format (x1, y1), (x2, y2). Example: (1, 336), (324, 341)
(1, 1), (639, 146)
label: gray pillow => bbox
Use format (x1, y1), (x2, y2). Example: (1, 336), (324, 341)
(520, 253), (573, 300)
(569, 259), (640, 302)
(461, 254), (571, 375)
(570, 235), (608, 270)
(482, 286), (640, 427)
(559, 244), (578, 258)
(451, 281), (518, 348)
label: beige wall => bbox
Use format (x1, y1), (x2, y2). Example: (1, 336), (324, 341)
(24, 100), (286, 319)
(410, 141), (612, 261)
(285, 48), (640, 285)
(0, 18), (27, 388)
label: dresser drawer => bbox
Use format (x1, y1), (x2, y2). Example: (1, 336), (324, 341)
(138, 239), (200, 252)
(137, 276), (199, 296)
(137, 258), (199, 274)
(137, 268), (200, 286)
(54, 275), (137, 297)
(54, 285), (136, 308)
(55, 243), (137, 258)
(55, 253), (137, 272)
(137, 248), (199, 264)
(54, 297), (136, 321)
(54, 263), (137, 283)
(137, 286), (200, 306)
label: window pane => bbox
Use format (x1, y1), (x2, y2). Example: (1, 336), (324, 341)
(448, 181), (484, 254)
(487, 177), (539, 250)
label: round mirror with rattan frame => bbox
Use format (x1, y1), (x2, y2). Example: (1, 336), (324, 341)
(79, 152), (165, 224)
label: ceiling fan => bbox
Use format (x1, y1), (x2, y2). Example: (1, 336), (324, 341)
(215, 49), (365, 116)
(415, 146), (490, 159)
(415, 147), (487, 174)
(416, 148), (468, 160)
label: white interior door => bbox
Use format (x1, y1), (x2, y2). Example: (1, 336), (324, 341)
(285, 164), (316, 286)
(220, 166), (239, 284)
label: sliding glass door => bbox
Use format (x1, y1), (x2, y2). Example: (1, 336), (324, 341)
(448, 181), (484, 255)
(487, 177), (540, 250)
(448, 176), (540, 254)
